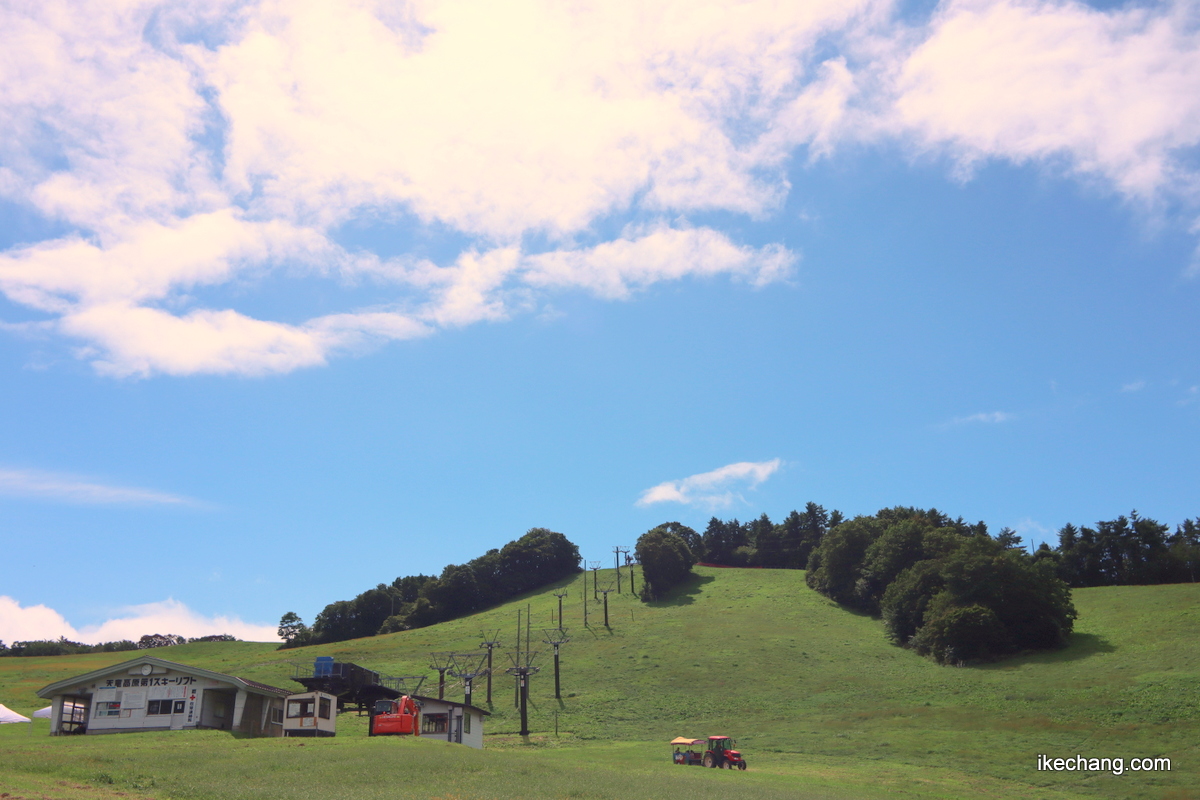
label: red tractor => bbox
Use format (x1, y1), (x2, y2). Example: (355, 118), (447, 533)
(702, 736), (747, 770)
(367, 696), (420, 737)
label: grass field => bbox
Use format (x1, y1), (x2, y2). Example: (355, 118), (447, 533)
(1, 567), (1196, 799)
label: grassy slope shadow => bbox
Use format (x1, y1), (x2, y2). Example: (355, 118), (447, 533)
(641, 572), (715, 607)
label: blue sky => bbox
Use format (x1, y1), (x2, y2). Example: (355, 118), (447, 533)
(2, 0), (1199, 643)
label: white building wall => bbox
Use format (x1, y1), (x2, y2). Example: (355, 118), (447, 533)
(415, 699), (485, 749)
(85, 666), (210, 733)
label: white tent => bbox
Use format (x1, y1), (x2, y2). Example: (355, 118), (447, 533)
(0, 703), (32, 724)
(33, 706), (52, 719)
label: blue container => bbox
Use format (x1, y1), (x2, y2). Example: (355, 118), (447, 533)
(314, 656), (334, 676)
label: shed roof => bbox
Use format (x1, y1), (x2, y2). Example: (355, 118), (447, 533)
(37, 656), (291, 699)
(410, 694), (491, 716)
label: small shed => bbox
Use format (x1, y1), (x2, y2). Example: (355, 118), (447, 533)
(283, 691), (337, 737)
(36, 655), (290, 737)
(411, 695), (490, 749)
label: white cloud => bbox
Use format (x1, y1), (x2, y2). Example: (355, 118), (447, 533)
(0, 596), (280, 644)
(523, 225), (795, 299)
(206, 0), (877, 236)
(2, 0), (1200, 376)
(0, 0), (855, 376)
(892, 0), (1200, 204)
(1122, 379), (1147, 392)
(0, 467), (196, 506)
(637, 458), (782, 508)
(941, 411), (1015, 427)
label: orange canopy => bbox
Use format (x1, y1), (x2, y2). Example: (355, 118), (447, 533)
(669, 737), (703, 746)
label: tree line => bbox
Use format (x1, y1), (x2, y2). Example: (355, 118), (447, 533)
(639, 504), (1199, 590)
(0, 633), (240, 657)
(635, 504), (1198, 664)
(632, 502), (847, 599)
(1049, 513), (1199, 586)
(277, 527), (581, 648)
(805, 507), (1075, 664)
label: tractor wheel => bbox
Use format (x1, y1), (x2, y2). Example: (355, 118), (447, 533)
(703, 753), (715, 768)
(737, 761), (747, 771)
(719, 760), (729, 769)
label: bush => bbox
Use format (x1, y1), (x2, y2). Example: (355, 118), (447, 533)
(911, 602), (1008, 664)
(806, 517), (885, 607)
(809, 507), (1077, 664)
(636, 526), (696, 601)
(880, 560), (944, 645)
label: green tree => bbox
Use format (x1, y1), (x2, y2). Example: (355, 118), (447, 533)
(911, 602), (1008, 664)
(702, 517), (747, 564)
(277, 612), (310, 647)
(648, 522), (703, 562)
(995, 527), (1023, 550)
(805, 516), (885, 606)
(881, 560), (945, 645)
(635, 525), (696, 600)
(137, 633), (184, 649)
(855, 518), (933, 611)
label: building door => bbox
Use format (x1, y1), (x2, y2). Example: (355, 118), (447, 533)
(199, 690), (236, 730)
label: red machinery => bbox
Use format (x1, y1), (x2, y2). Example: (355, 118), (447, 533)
(702, 736), (747, 770)
(368, 696), (420, 737)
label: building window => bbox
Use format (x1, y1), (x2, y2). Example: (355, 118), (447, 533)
(318, 697), (331, 720)
(287, 699), (315, 718)
(96, 702), (121, 717)
(464, 712), (471, 734)
(422, 713), (447, 734)
(147, 700), (177, 715)
(270, 708), (283, 725)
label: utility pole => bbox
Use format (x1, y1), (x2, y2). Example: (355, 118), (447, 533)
(389, 675), (427, 702)
(542, 627), (570, 700)
(553, 589), (568, 627)
(448, 652), (489, 709)
(613, 546), (623, 593)
(616, 547), (630, 593)
(588, 561), (601, 599)
(514, 608), (522, 709)
(598, 586), (615, 628)
(429, 652), (453, 700)
(506, 610), (540, 737)
(479, 630), (501, 705)
(626, 552), (637, 596)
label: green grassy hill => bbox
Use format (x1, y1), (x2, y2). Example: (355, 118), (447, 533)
(1, 567), (1196, 799)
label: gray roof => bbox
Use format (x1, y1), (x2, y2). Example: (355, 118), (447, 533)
(411, 694), (491, 716)
(37, 655), (291, 699)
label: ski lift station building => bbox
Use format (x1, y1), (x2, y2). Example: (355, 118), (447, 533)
(36, 655), (291, 737)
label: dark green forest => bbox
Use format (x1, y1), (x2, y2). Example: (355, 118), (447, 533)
(681, 505), (1198, 588)
(277, 527), (580, 648)
(633, 505), (1197, 664)
(0, 633), (239, 658)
